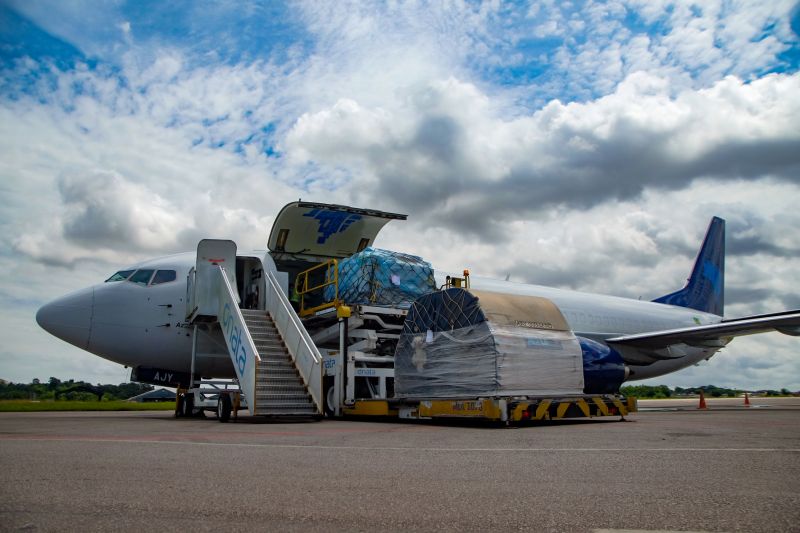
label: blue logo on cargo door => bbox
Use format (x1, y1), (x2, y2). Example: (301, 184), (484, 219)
(303, 209), (362, 244)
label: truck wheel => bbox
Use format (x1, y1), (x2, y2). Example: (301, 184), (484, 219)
(324, 379), (336, 417)
(181, 393), (194, 417)
(217, 394), (232, 422)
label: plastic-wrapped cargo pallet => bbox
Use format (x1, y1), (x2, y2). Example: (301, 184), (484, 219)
(394, 288), (585, 398)
(326, 247), (436, 307)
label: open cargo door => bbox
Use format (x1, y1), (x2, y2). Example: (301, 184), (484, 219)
(268, 201), (406, 259)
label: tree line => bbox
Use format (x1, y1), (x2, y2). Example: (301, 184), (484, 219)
(620, 384), (794, 399)
(2, 379), (794, 401)
(0, 378), (155, 401)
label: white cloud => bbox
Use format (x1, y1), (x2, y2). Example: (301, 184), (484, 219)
(283, 71), (800, 243)
(0, 56), (308, 265)
(118, 21), (131, 34)
(57, 170), (189, 248)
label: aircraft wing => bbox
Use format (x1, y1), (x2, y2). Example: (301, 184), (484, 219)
(606, 310), (800, 364)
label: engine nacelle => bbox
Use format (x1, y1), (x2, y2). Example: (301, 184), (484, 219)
(578, 337), (627, 394)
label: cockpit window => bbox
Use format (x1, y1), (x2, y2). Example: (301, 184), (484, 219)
(128, 269), (155, 286)
(105, 270), (135, 282)
(150, 270), (177, 285)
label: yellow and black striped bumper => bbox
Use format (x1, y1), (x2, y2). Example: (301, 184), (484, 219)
(509, 396), (636, 422)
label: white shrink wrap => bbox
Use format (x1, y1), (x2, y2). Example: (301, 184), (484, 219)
(394, 288), (584, 398)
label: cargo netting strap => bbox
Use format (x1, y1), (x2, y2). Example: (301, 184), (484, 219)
(402, 287), (486, 334)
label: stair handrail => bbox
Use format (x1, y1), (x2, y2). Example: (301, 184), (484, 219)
(216, 265), (259, 416)
(265, 268), (323, 413)
(185, 266), (197, 320)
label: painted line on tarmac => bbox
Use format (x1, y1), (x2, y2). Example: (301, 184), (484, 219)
(2, 436), (799, 453)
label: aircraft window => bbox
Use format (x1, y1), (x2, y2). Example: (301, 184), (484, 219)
(105, 270), (135, 282)
(151, 270), (177, 285)
(128, 269), (155, 286)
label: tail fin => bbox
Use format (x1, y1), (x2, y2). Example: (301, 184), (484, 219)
(653, 217), (725, 316)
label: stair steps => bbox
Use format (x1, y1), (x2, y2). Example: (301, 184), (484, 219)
(240, 310), (318, 417)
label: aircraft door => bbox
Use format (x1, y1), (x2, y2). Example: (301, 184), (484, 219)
(192, 239), (237, 319)
(237, 256), (266, 310)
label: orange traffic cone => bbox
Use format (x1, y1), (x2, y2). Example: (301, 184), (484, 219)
(744, 392), (751, 407)
(698, 390), (708, 410)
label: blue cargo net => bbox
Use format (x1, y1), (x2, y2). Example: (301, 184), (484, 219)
(325, 247), (436, 307)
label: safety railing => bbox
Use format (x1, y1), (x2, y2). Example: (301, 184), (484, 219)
(295, 259), (339, 317)
(443, 269), (471, 290)
(216, 266), (259, 416)
(267, 269), (323, 413)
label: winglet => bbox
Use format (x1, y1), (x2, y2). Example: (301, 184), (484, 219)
(653, 217), (725, 316)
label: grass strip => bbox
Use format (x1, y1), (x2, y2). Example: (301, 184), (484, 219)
(0, 400), (176, 412)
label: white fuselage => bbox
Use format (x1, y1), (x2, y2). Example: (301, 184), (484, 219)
(36, 251), (724, 382)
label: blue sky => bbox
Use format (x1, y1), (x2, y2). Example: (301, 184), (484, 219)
(1, 0), (799, 388)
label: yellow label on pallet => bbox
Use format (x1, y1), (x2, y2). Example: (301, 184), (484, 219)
(418, 399), (503, 420)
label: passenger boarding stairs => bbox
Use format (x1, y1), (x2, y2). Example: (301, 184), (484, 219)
(242, 310), (318, 416)
(186, 239), (323, 418)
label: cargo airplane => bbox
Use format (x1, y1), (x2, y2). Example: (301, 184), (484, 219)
(36, 202), (800, 392)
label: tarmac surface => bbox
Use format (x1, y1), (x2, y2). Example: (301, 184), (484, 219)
(1, 397), (798, 532)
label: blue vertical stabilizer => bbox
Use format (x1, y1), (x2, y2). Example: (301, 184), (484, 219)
(653, 217), (725, 316)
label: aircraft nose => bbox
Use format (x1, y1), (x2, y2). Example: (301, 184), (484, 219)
(36, 287), (94, 350)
